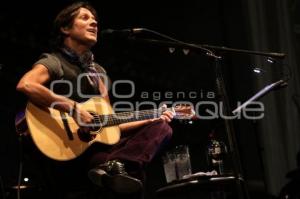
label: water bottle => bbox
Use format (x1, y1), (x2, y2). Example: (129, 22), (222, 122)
(207, 133), (227, 175)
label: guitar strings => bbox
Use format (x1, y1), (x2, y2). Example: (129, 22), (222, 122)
(78, 106), (190, 128)
(92, 109), (163, 127)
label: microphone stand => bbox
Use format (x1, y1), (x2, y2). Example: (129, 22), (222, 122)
(213, 56), (249, 199)
(200, 44), (286, 199)
(127, 38), (286, 59)
(127, 36), (286, 199)
(200, 44), (285, 59)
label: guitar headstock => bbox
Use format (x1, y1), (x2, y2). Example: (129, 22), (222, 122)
(173, 104), (196, 120)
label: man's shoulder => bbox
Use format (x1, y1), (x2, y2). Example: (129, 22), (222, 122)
(40, 51), (62, 60)
(36, 51), (62, 63)
(33, 51), (64, 79)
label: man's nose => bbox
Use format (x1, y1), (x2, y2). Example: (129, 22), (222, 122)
(90, 19), (97, 27)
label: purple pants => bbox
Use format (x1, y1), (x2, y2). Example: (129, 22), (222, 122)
(89, 120), (173, 169)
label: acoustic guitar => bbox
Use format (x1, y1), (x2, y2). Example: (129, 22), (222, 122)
(16, 97), (194, 161)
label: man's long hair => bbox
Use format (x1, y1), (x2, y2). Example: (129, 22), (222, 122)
(51, 1), (98, 49)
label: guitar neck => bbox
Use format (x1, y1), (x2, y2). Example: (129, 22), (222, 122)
(100, 108), (168, 127)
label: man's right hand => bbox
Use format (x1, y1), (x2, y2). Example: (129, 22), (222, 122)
(71, 104), (94, 133)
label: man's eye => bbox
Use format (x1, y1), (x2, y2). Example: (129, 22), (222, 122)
(81, 15), (89, 20)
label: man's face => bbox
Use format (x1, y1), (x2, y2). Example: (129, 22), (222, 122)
(63, 7), (98, 47)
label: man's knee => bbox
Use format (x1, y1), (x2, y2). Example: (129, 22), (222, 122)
(151, 120), (173, 139)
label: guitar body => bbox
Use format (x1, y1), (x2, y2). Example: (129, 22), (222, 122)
(25, 97), (120, 161)
(22, 96), (194, 161)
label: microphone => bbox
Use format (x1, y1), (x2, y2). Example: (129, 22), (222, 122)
(100, 28), (143, 37)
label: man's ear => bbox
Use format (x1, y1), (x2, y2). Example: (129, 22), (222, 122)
(60, 27), (70, 35)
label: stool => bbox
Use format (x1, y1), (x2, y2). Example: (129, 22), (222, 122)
(156, 174), (246, 199)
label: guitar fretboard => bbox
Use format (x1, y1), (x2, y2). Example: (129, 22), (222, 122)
(94, 108), (169, 127)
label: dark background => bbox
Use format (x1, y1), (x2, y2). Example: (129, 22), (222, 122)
(0, 0), (299, 199)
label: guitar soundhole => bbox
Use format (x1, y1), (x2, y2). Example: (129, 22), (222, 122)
(77, 112), (102, 142)
(78, 129), (94, 142)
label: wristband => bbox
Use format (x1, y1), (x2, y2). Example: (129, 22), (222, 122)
(70, 102), (77, 116)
